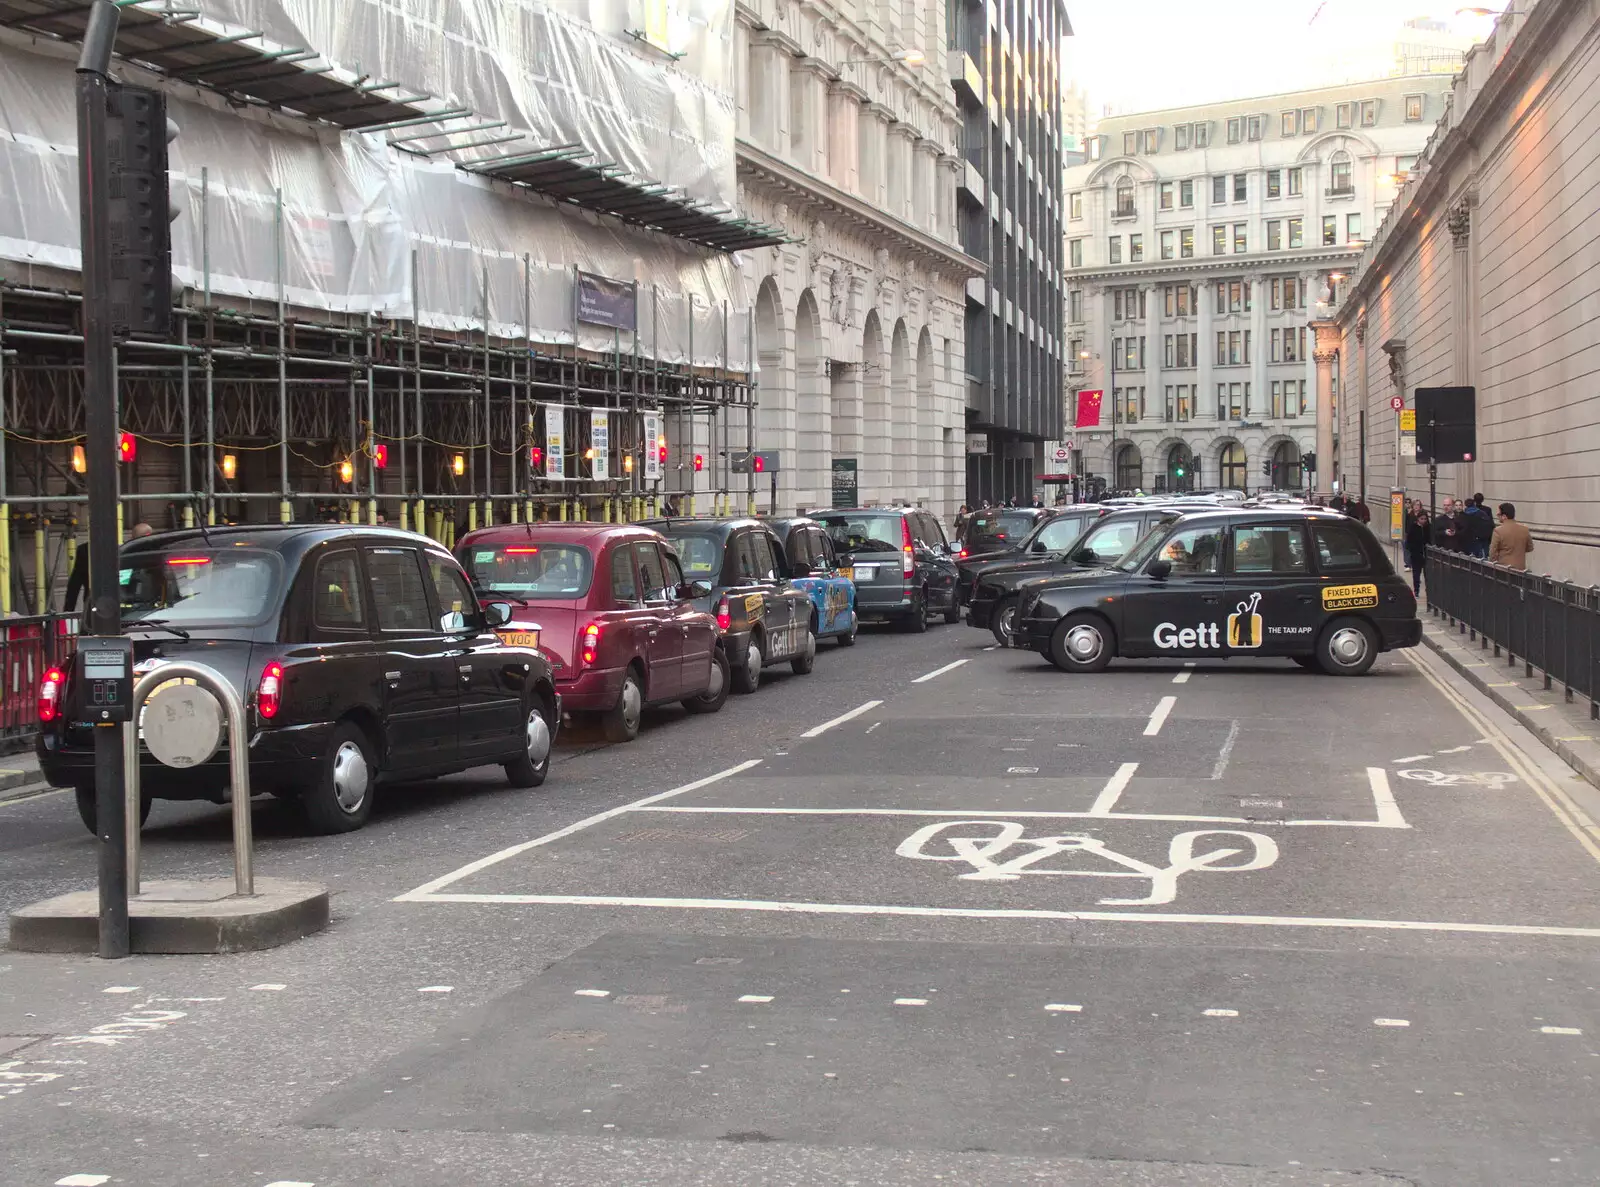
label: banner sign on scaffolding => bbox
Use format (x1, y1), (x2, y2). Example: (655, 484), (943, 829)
(576, 271), (637, 332)
(590, 410), (610, 480)
(643, 412), (662, 482)
(544, 406), (565, 480)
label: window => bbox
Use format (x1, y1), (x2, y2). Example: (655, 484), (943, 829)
(1115, 178), (1135, 216)
(610, 543), (641, 601)
(1335, 102), (1352, 129)
(1329, 152), (1352, 194)
(1314, 521), (1372, 570)
(1359, 100), (1378, 127)
(1160, 230), (1174, 260)
(1069, 337), (1084, 371)
(1114, 441), (1143, 485)
(1287, 167), (1303, 196)
(1270, 277), (1302, 311)
(428, 555), (481, 629)
(1123, 131), (1139, 156)
(1266, 169), (1281, 199)
(1300, 108), (1318, 134)
(1069, 289), (1083, 323)
(1179, 179), (1194, 208)
(1175, 123), (1191, 151)
(1266, 220), (1282, 251)
(1159, 182), (1174, 210)
(367, 547), (432, 633)
(1129, 233), (1144, 261)
(1089, 136), (1103, 161)
(1322, 214), (1338, 245)
(1281, 326), (1304, 362)
(1217, 280), (1251, 313)
(1069, 239), (1083, 268)
(1158, 523), (1225, 575)
(1119, 387), (1145, 425)
(1217, 383), (1245, 419)
(1112, 286), (1146, 320)
(1212, 175), (1227, 205)
(312, 552), (364, 631)
(1163, 283), (1196, 316)
(1347, 213), (1363, 241)
(1069, 191), (1083, 220)
(1233, 524), (1309, 575)
(1116, 336), (1144, 370)
(1142, 128), (1160, 153)
(1220, 441), (1247, 488)
(1212, 224), (1227, 255)
(1194, 122), (1210, 148)
(1234, 223), (1247, 253)
(1246, 115), (1264, 141)
(1272, 379), (1308, 417)
(1287, 217), (1303, 249)
(1179, 227), (1194, 258)
(1108, 236), (1122, 264)
(1280, 110), (1297, 137)
(1171, 332), (1196, 366)
(1226, 117), (1242, 144)
(1396, 153), (1418, 176)
(1270, 378), (1283, 414)
(1233, 173), (1247, 202)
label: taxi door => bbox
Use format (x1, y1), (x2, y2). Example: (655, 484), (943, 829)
(1225, 520), (1318, 656)
(1118, 520), (1232, 657)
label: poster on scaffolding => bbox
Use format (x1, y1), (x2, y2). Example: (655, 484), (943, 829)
(545, 406), (565, 481)
(643, 412), (662, 482)
(590, 410), (610, 480)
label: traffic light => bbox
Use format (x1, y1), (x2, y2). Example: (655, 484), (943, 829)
(372, 443), (388, 469)
(116, 431), (137, 464)
(693, 453), (704, 472)
(529, 445), (544, 472)
(105, 82), (180, 338)
(1263, 459), (1273, 477)
(1303, 451), (1317, 473)
(656, 434), (668, 465)
(752, 453), (765, 474)
(1174, 464), (1185, 478)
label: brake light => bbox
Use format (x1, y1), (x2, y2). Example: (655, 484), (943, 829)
(504, 546), (540, 554)
(580, 622), (602, 667)
(958, 549), (968, 559)
(38, 667), (65, 724)
(715, 597), (731, 632)
(257, 660), (284, 720)
(902, 517), (915, 576)
(166, 556), (212, 566)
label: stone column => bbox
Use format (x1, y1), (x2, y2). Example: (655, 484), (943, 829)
(828, 82), (865, 193)
(1142, 283), (1161, 480)
(1449, 200), (1476, 493)
(860, 104), (893, 210)
(1196, 277), (1215, 428)
(1310, 319), (1340, 497)
(748, 37), (791, 153)
(1249, 275), (1267, 421)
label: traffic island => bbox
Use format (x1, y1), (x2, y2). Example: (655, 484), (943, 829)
(8, 877), (330, 954)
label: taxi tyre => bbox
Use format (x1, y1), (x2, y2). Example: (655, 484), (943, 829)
(683, 646), (731, 715)
(75, 785), (152, 836)
(603, 666), (646, 742)
(1315, 617), (1378, 677)
(302, 720), (376, 834)
(791, 616), (818, 675)
(991, 596), (1020, 648)
(504, 696), (554, 787)
(733, 631), (764, 694)
(1047, 613), (1116, 674)
(836, 611), (858, 646)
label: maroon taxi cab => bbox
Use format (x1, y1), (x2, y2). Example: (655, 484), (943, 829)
(456, 523), (727, 742)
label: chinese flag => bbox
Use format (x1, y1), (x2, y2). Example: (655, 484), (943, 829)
(1075, 389), (1103, 428)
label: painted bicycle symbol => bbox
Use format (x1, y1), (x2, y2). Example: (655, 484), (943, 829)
(1396, 769), (1518, 788)
(894, 821), (1279, 905)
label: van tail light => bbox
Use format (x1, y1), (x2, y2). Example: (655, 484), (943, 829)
(715, 598), (731, 632)
(38, 666), (65, 724)
(580, 622), (602, 668)
(256, 660), (284, 720)
(901, 517), (915, 576)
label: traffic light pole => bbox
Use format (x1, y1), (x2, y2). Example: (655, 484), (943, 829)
(77, 0), (130, 959)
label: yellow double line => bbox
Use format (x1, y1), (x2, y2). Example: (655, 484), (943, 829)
(1405, 649), (1600, 865)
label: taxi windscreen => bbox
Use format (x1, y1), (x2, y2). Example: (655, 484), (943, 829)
(465, 544), (594, 599)
(663, 533), (721, 578)
(1114, 515), (1187, 571)
(118, 549), (281, 626)
(817, 513), (903, 553)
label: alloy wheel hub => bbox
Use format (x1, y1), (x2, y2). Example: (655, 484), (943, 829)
(525, 710), (552, 765)
(331, 741), (369, 812)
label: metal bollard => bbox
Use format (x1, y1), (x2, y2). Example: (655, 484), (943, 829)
(123, 661), (254, 897)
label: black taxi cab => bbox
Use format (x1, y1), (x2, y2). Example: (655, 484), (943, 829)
(640, 517), (816, 693)
(1014, 508), (1421, 676)
(37, 524), (558, 835)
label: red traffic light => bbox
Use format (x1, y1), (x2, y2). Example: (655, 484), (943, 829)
(529, 446), (544, 470)
(693, 453), (704, 472)
(752, 454), (764, 473)
(373, 442), (388, 470)
(117, 431), (137, 464)
(656, 434), (667, 464)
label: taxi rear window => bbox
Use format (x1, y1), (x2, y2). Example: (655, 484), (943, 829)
(464, 544), (594, 599)
(971, 511), (1034, 540)
(119, 549), (281, 626)
(1312, 522), (1373, 571)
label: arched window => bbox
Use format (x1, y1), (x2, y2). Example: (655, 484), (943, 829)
(1329, 151), (1353, 195)
(1115, 443), (1143, 491)
(1269, 440), (1303, 490)
(1219, 441), (1247, 491)
(1114, 178), (1134, 217)
(1167, 443), (1194, 492)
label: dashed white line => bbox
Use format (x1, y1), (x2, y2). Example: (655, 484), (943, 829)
(799, 701), (883, 739)
(738, 995), (774, 1004)
(1539, 1026), (1583, 1035)
(1045, 1003), (1083, 1013)
(894, 998), (929, 1006)
(1172, 669), (1192, 684)
(1088, 762), (1140, 816)
(912, 659), (969, 684)
(418, 986), (453, 994)
(1143, 696), (1176, 737)
(1439, 745), (1473, 754)
(574, 989), (611, 998)
(249, 984), (287, 992)
(1203, 1008), (1239, 1017)
(1373, 1018), (1411, 1028)
(982, 645), (999, 652)
(1394, 754), (1432, 764)
(101, 987), (139, 995)
(864, 722), (882, 734)
(1211, 720), (1241, 781)
(55, 1176), (110, 1186)
(1366, 767), (1409, 829)
(263, 1182), (315, 1187)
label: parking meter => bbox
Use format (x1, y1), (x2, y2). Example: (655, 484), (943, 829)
(76, 636), (135, 723)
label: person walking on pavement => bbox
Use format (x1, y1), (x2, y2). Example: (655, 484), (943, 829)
(1489, 503), (1534, 570)
(65, 521), (153, 613)
(1404, 508), (1431, 597)
(1352, 496), (1371, 524)
(1434, 498), (1466, 552)
(1462, 493), (1494, 559)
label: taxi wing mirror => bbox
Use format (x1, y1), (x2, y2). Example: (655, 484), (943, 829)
(484, 601), (513, 628)
(1072, 547), (1096, 564)
(680, 580), (713, 599)
(1147, 558), (1173, 581)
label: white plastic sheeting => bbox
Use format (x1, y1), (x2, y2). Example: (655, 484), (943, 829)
(0, 6), (752, 369)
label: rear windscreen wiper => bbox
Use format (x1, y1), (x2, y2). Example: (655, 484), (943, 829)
(123, 618), (191, 640)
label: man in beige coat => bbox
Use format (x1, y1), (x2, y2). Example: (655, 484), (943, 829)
(1488, 502), (1533, 570)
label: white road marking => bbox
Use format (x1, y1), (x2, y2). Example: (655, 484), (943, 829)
(894, 998), (928, 1006)
(1366, 767), (1410, 829)
(1539, 1026), (1582, 1035)
(1143, 696), (1176, 737)
(738, 995), (774, 1003)
(573, 989), (610, 998)
(1203, 1009), (1239, 1017)
(418, 986), (453, 994)
(263, 1182), (315, 1187)
(1172, 669), (1191, 684)
(1211, 720), (1241, 781)
(912, 659), (969, 684)
(1006, 766), (1039, 774)
(641, 804), (1407, 828)
(1044, 1003), (1083, 1013)
(1373, 1018), (1411, 1027)
(799, 702), (883, 739)
(1088, 762), (1140, 816)
(864, 722), (882, 734)
(56, 1177), (110, 1187)
(249, 984), (287, 992)
(101, 987), (139, 994)
(1394, 754), (1432, 763)
(982, 645), (999, 651)
(1438, 745), (1474, 754)
(395, 759), (764, 900)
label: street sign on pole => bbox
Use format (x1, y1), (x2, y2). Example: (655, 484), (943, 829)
(1390, 489), (1405, 542)
(1390, 395), (1405, 412)
(1399, 409), (1416, 432)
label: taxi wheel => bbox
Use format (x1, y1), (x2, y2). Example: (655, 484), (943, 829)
(1048, 614), (1114, 674)
(991, 597), (1020, 648)
(791, 618), (818, 675)
(683, 647), (730, 715)
(302, 721), (375, 834)
(836, 612), (858, 646)
(74, 785), (152, 836)
(1317, 618), (1378, 677)
(504, 698), (553, 787)
(733, 634), (764, 694)
(602, 668), (645, 742)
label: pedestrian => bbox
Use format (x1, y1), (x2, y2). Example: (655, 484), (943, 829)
(1404, 508), (1431, 596)
(1433, 497), (1466, 552)
(954, 504), (971, 541)
(65, 521), (153, 612)
(1462, 493), (1493, 559)
(1488, 502), (1533, 570)
(1352, 496), (1371, 524)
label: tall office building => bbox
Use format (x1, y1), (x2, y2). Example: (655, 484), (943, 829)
(950, 0), (1071, 504)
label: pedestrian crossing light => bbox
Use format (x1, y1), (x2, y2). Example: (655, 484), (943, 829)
(529, 445), (544, 472)
(117, 431), (137, 464)
(693, 453), (704, 472)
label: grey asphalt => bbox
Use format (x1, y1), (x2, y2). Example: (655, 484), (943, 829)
(1, 620), (1597, 1187)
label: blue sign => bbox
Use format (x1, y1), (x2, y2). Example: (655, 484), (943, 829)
(576, 271), (637, 332)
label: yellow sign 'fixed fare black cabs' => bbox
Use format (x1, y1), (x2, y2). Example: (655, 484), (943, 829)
(1014, 508), (1422, 676)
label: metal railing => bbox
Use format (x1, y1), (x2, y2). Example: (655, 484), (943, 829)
(0, 614), (80, 747)
(1424, 547), (1600, 719)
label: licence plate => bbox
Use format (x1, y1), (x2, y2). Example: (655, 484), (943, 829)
(497, 630), (540, 649)
(839, 567), (854, 581)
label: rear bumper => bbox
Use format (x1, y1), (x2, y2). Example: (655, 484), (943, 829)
(37, 721), (335, 800)
(1381, 617), (1424, 650)
(853, 583), (916, 615)
(555, 664), (628, 712)
(966, 596), (997, 629)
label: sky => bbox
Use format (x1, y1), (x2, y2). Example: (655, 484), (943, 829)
(1065, 0), (1498, 115)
